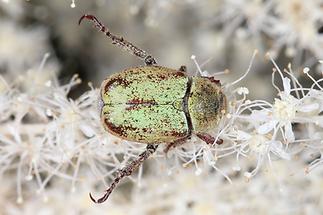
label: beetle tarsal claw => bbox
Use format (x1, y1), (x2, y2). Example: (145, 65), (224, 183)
(89, 191), (110, 204)
(78, 14), (101, 27)
(78, 14), (92, 25)
(89, 192), (98, 203)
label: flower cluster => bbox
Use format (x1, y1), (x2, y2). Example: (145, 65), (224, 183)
(212, 0), (323, 60)
(1, 49), (323, 211)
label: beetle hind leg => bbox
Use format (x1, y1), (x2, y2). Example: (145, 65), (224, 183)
(89, 144), (158, 203)
(79, 14), (157, 66)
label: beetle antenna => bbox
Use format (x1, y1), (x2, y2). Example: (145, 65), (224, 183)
(79, 14), (157, 66)
(89, 144), (158, 203)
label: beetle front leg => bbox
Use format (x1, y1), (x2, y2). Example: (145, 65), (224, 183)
(164, 138), (187, 154)
(79, 14), (157, 66)
(196, 133), (223, 145)
(89, 144), (158, 203)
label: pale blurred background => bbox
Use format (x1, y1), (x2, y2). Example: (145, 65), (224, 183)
(3, 0), (322, 99)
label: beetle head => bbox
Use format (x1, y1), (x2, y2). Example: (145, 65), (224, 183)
(188, 77), (226, 133)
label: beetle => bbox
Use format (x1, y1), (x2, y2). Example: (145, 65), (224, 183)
(79, 14), (227, 203)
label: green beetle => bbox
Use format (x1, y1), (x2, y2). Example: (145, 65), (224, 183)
(79, 14), (226, 204)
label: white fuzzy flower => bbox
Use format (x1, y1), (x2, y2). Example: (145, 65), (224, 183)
(234, 130), (290, 179)
(253, 58), (321, 143)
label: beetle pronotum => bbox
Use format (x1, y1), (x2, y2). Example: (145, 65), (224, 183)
(79, 14), (226, 203)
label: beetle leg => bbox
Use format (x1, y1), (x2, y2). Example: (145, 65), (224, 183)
(178, 65), (187, 72)
(206, 77), (221, 85)
(89, 144), (158, 204)
(79, 14), (157, 66)
(164, 138), (187, 154)
(196, 133), (223, 145)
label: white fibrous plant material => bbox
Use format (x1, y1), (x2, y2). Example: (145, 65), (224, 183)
(1, 52), (323, 213)
(126, 0), (323, 61)
(211, 0), (323, 60)
(0, 0), (322, 214)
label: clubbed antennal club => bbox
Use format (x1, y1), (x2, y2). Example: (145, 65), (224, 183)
(89, 144), (158, 203)
(79, 14), (157, 66)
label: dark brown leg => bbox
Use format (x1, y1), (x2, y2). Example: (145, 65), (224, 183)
(164, 139), (187, 153)
(179, 65), (187, 72)
(79, 14), (157, 66)
(89, 144), (158, 203)
(196, 133), (223, 145)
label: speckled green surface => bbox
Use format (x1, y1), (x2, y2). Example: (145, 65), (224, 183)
(101, 66), (189, 143)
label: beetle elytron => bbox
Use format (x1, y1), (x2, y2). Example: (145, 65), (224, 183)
(79, 14), (226, 203)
